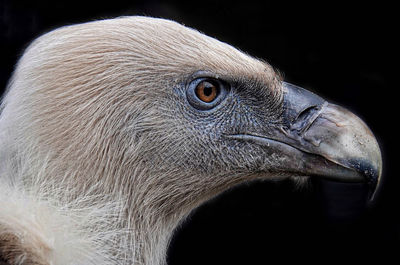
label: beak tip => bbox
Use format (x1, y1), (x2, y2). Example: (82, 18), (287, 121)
(367, 166), (383, 207)
(351, 157), (383, 206)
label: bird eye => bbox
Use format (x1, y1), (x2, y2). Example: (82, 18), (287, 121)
(186, 78), (229, 110)
(195, 80), (219, 103)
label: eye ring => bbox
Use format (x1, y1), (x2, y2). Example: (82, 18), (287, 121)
(186, 78), (229, 110)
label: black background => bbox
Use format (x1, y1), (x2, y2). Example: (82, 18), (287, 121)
(0, 1), (397, 264)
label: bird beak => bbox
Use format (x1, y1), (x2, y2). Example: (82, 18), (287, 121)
(278, 82), (382, 201)
(228, 82), (382, 203)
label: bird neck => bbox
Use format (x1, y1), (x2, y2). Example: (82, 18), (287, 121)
(112, 168), (191, 265)
(120, 168), (245, 265)
(128, 214), (182, 265)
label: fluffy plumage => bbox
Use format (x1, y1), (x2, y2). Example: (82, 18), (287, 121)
(0, 16), (380, 265)
(0, 16), (282, 265)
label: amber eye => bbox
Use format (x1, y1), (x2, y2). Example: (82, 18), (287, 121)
(186, 77), (230, 111)
(195, 81), (219, 103)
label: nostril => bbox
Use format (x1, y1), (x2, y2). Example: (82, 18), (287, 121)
(291, 105), (322, 133)
(295, 105), (319, 122)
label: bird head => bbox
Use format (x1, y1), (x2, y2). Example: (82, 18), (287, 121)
(1, 16), (382, 223)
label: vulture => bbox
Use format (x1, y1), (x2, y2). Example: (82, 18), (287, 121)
(0, 16), (382, 265)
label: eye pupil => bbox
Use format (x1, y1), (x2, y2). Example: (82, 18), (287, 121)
(195, 81), (218, 103)
(204, 86), (213, 97)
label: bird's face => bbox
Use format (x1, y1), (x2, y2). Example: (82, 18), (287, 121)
(121, 18), (383, 205)
(9, 17), (381, 214)
(153, 69), (382, 202)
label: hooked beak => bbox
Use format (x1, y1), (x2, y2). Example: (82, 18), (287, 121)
(228, 82), (382, 203)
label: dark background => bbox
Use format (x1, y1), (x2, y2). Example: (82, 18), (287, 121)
(0, 1), (397, 264)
